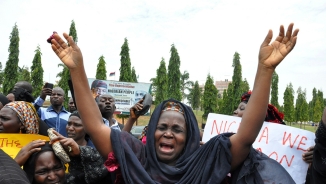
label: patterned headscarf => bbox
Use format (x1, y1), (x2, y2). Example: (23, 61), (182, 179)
(4, 101), (39, 134)
(161, 101), (184, 115)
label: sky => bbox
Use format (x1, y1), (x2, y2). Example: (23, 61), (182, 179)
(0, 0), (325, 105)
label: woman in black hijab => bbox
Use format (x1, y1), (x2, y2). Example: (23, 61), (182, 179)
(50, 23), (299, 183)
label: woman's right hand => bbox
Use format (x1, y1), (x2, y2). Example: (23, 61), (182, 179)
(14, 140), (46, 166)
(130, 99), (144, 119)
(50, 130), (81, 157)
(51, 33), (83, 70)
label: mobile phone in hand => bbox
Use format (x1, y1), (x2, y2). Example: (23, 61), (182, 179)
(45, 83), (54, 89)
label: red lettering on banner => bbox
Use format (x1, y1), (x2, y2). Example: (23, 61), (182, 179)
(280, 155), (295, 167)
(227, 121), (236, 132)
(211, 120), (232, 135)
(297, 136), (308, 151)
(282, 132), (300, 148)
(5, 140), (14, 147)
(258, 127), (269, 144)
(0, 138), (21, 148)
(0, 138), (7, 147)
(269, 151), (278, 161)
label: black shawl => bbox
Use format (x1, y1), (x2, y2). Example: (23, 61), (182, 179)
(111, 99), (232, 183)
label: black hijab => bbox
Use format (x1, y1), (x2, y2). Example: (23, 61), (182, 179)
(23, 142), (64, 184)
(110, 99), (232, 183)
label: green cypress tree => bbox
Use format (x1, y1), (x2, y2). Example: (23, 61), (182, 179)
(240, 78), (250, 93)
(0, 62), (4, 92)
(271, 71), (280, 108)
(283, 83), (295, 124)
(154, 58), (168, 105)
(18, 66), (31, 82)
(3, 24), (20, 94)
(192, 81), (201, 110)
(230, 52), (243, 111)
(96, 55), (107, 80)
(167, 44), (182, 101)
(202, 74), (218, 120)
(180, 70), (193, 102)
(119, 38), (132, 82)
(131, 67), (137, 82)
(31, 46), (43, 97)
(57, 20), (78, 108)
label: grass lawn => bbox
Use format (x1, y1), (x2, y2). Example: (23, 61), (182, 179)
(115, 106), (317, 133)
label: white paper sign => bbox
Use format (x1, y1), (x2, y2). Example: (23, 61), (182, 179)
(202, 113), (315, 184)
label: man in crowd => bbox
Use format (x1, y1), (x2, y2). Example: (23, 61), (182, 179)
(97, 94), (124, 130)
(37, 87), (70, 136)
(68, 97), (76, 113)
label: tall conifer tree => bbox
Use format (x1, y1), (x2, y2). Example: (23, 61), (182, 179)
(271, 71), (280, 108)
(154, 58), (168, 105)
(202, 74), (218, 120)
(131, 67), (137, 82)
(3, 24), (20, 94)
(119, 38), (132, 82)
(57, 20), (78, 108)
(167, 44), (182, 101)
(31, 46), (44, 97)
(96, 55), (107, 80)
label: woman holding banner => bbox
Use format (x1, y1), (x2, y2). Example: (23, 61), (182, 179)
(50, 23), (298, 183)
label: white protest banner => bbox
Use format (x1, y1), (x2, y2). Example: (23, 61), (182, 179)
(202, 113), (315, 184)
(87, 78), (152, 114)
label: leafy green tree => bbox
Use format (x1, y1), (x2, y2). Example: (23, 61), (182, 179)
(68, 20), (78, 45)
(271, 71), (280, 108)
(119, 38), (132, 82)
(313, 98), (323, 122)
(31, 46), (43, 97)
(283, 83), (295, 124)
(18, 66), (31, 83)
(96, 55), (107, 80)
(131, 67), (137, 82)
(167, 44), (182, 101)
(154, 58), (168, 105)
(240, 78), (250, 93)
(202, 74), (218, 120)
(3, 24), (20, 94)
(180, 70), (193, 102)
(295, 87), (309, 127)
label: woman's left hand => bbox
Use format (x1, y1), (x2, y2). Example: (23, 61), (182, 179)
(259, 23), (299, 70)
(50, 130), (81, 157)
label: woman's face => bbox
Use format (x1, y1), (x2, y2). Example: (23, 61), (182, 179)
(155, 111), (187, 166)
(0, 107), (22, 133)
(34, 151), (65, 184)
(233, 102), (247, 117)
(66, 116), (85, 142)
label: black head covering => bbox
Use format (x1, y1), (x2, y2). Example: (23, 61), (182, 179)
(0, 93), (9, 106)
(23, 142), (63, 183)
(12, 87), (35, 103)
(110, 98), (232, 183)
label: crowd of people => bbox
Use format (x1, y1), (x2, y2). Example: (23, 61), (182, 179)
(0, 23), (325, 184)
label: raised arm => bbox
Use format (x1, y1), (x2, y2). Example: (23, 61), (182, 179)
(122, 99), (143, 132)
(229, 23), (299, 170)
(51, 33), (112, 157)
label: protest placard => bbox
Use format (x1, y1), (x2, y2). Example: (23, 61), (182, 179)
(0, 134), (49, 158)
(88, 78), (152, 114)
(202, 113), (315, 184)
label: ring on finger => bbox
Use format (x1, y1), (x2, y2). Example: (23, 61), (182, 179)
(68, 146), (72, 153)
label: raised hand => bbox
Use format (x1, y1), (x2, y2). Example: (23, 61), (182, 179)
(51, 33), (83, 69)
(259, 23), (299, 69)
(14, 140), (46, 166)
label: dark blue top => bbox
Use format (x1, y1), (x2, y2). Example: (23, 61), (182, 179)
(37, 105), (70, 137)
